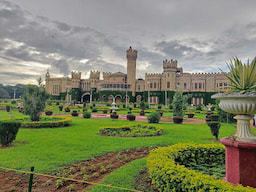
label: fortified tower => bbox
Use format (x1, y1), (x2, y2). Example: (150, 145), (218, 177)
(126, 46), (137, 96)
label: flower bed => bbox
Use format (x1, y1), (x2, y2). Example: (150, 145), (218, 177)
(147, 143), (255, 192)
(6, 116), (72, 128)
(99, 124), (163, 137)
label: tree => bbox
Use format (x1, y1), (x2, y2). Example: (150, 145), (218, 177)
(172, 90), (188, 117)
(23, 85), (48, 121)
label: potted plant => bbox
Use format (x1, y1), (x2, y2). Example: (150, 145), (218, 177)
(212, 57), (256, 142)
(172, 90), (187, 124)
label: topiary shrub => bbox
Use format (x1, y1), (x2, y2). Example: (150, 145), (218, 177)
(148, 111), (161, 123)
(147, 143), (255, 192)
(102, 109), (107, 114)
(127, 114), (136, 121)
(0, 120), (21, 147)
(158, 105), (162, 109)
(65, 107), (70, 112)
(59, 105), (63, 111)
(91, 108), (97, 112)
(172, 90), (187, 124)
(158, 111), (163, 117)
(169, 104), (173, 110)
(207, 114), (221, 140)
(196, 105), (202, 110)
(83, 111), (91, 118)
(11, 100), (16, 104)
(83, 102), (86, 107)
(123, 104), (126, 108)
(133, 103), (137, 108)
(45, 110), (53, 116)
(6, 105), (10, 112)
(92, 103), (96, 107)
(71, 110), (79, 116)
(110, 112), (119, 119)
(140, 110), (145, 116)
(56, 101), (59, 106)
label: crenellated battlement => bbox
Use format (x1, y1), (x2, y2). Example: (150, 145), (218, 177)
(126, 46), (137, 59)
(163, 59), (178, 70)
(90, 71), (100, 79)
(71, 71), (81, 79)
(145, 73), (162, 77)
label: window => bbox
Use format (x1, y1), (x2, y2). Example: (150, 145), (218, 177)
(154, 83), (156, 88)
(168, 73), (170, 77)
(199, 83), (201, 89)
(138, 85), (140, 90)
(184, 83), (187, 90)
(195, 83), (198, 89)
(150, 83), (153, 88)
(220, 83), (223, 87)
(167, 82), (170, 88)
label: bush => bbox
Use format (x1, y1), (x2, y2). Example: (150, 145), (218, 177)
(71, 110), (79, 116)
(148, 112), (161, 123)
(147, 143), (255, 192)
(207, 114), (221, 140)
(133, 103), (137, 108)
(140, 101), (145, 110)
(56, 101), (59, 106)
(83, 111), (91, 118)
(59, 105), (63, 111)
(65, 107), (70, 112)
(83, 102), (86, 107)
(6, 105), (10, 112)
(123, 104), (126, 108)
(92, 103), (96, 107)
(83, 108), (87, 112)
(0, 120), (21, 147)
(11, 100), (16, 104)
(91, 108), (97, 112)
(106, 103), (111, 106)
(196, 105), (202, 110)
(169, 104), (173, 110)
(158, 105), (162, 109)
(102, 109), (107, 114)
(127, 114), (136, 121)
(99, 124), (163, 137)
(45, 110), (53, 116)
(172, 90), (187, 117)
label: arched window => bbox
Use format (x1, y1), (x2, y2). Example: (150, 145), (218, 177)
(167, 82), (170, 88)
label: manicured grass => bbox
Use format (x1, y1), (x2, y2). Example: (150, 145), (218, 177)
(0, 110), (237, 173)
(89, 158), (148, 192)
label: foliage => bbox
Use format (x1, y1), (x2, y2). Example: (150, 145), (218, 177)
(45, 111), (53, 116)
(139, 101), (145, 110)
(147, 143), (255, 192)
(8, 116), (72, 128)
(220, 57), (256, 93)
(6, 105), (10, 112)
(11, 100), (16, 104)
(65, 107), (70, 112)
(0, 120), (21, 147)
(172, 90), (187, 117)
(99, 124), (163, 137)
(169, 104), (173, 110)
(83, 111), (91, 118)
(59, 105), (63, 111)
(92, 103), (96, 107)
(147, 111), (161, 123)
(91, 108), (97, 112)
(23, 85), (48, 121)
(71, 110), (79, 116)
(106, 103), (111, 106)
(196, 105), (202, 110)
(83, 102), (86, 107)
(157, 105), (162, 109)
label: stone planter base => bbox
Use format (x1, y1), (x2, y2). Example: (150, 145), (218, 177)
(173, 116), (183, 124)
(221, 137), (256, 187)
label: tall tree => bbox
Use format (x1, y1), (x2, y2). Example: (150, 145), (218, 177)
(23, 85), (48, 121)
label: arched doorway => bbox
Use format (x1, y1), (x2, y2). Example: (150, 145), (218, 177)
(124, 95), (129, 103)
(136, 95), (142, 103)
(82, 93), (90, 103)
(115, 95), (122, 103)
(102, 95), (106, 102)
(108, 95), (113, 103)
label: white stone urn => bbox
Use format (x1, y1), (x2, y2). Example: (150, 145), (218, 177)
(212, 93), (256, 142)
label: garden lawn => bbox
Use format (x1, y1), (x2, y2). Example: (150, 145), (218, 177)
(0, 111), (237, 173)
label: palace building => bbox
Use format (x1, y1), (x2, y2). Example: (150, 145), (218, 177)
(45, 46), (230, 105)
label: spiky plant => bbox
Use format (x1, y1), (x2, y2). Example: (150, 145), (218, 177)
(221, 57), (256, 93)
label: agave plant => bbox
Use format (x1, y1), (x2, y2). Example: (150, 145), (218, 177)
(220, 57), (256, 93)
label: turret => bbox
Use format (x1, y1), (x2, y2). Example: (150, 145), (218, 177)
(126, 46), (137, 96)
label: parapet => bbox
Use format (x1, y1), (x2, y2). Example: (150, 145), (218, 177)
(71, 71), (81, 79)
(89, 70), (100, 79)
(163, 59), (178, 70)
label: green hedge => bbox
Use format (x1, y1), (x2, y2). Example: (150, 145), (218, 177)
(5, 116), (72, 128)
(0, 120), (21, 147)
(147, 143), (255, 192)
(99, 124), (163, 137)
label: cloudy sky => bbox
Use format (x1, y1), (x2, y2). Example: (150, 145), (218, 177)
(1, 0), (256, 85)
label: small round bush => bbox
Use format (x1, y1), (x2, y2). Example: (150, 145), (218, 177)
(133, 103), (137, 108)
(148, 111), (161, 123)
(65, 107), (70, 112)
(71, 110), (79, 116)
(0, 120), (21, 147)
(91, 108), (97, 112)
(158, 105), (162, 109)
(123, 104), (126, 108)
(102, 109), (107, 114)
(45, 110), (53, 116)
(92, 103), (96, 107)
(59, 105), (63, 111)
(83, 111), (91, 118)
(11, 100), (16, 104)
(127, 114), (136, 121)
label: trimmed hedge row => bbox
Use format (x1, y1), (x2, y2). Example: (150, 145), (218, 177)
(147, 143), (255, 192)
(99, 124), (163, 137)
(6, 116), (72, 128)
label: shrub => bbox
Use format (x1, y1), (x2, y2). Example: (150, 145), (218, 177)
(91, 108), (97, 112)
(123, 104), (126, 108)
(99, 124), (163, 137)
(147, 143), (255, 192)
(59, 105), (63, 111)
(106, 103), (111, 106)
(102, 109), (107, 114)
(133, 103), (136, 108)
(169, 104), (173, 110)
(207, 114), (221, 140)
(11, 100), (16, 104)
(196, 105), (202, 110)
(56, 101), (59, 106)
(127, 114), (136, 121)
(83, 111), (91, 118)
(65, 107), (70, 112)
(71, 110), (79, 116)
(140, 101), (145, 110)
(45, 111), (53, 116)
(6, 105), (10, 112)
(83, 108), (87, 112)
(158, 105), (162, 109)
(172, 90), (187, 117)
(0, 120), (21, 147)
(110, 113), (119, 119)
(92, 103), (96, 107)
(211, 106), (216, 111)
(83, 103), (86, 107)
(148, 111), (161, 123)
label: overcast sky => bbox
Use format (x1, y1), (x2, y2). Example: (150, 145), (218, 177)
(1, 0), (256, 85)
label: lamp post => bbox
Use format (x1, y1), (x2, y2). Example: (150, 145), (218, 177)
(147, 82), (150, 108)
(125, 84), (128, 108)
(90, 88), (93, 105)
(12, 88), (17, 100)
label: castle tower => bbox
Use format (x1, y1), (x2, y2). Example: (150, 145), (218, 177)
(126, 46), (137, 96)
(45, 69), (50, 93)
